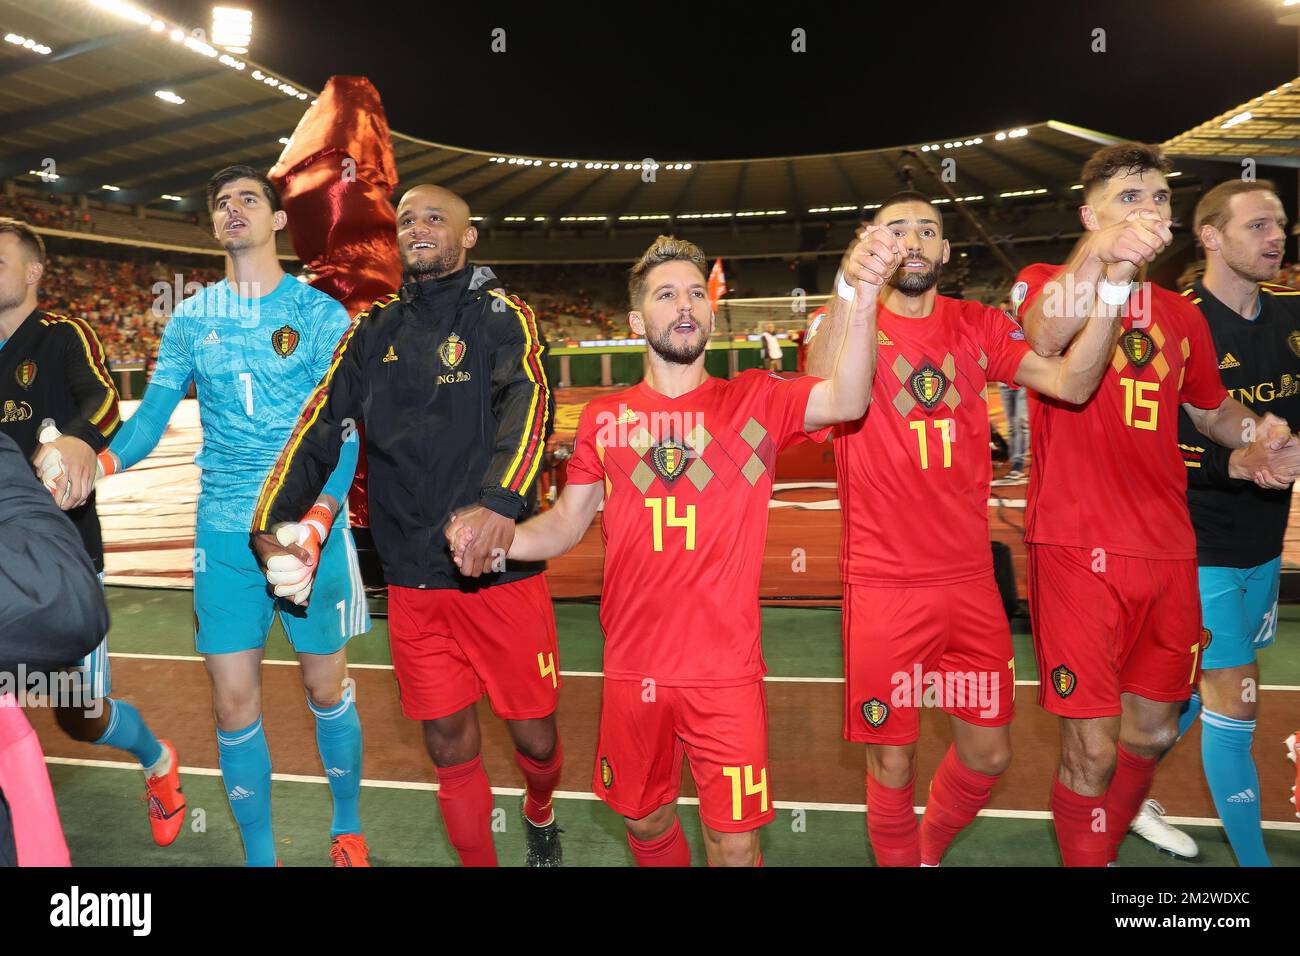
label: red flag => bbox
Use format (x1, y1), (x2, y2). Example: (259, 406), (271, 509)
(707, 257), (727, 313)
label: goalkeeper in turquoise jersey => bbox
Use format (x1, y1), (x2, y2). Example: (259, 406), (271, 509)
(101, 165), (371, 867)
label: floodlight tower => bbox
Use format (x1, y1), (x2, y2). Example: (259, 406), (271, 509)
(211, 6), (252, 54)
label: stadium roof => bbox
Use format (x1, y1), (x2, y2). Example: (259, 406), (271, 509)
(3, 0), (1142, 231)
(1162, 75), (1300, 169)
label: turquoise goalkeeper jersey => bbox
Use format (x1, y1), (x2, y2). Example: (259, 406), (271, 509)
(149, 274), (354, 532)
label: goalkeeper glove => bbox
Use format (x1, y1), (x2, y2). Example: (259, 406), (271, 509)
(35, 424), (69, 504)
(264, 502), (335, 606)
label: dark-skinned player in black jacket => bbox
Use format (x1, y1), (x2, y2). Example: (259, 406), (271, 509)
(250, 185), (562, 866)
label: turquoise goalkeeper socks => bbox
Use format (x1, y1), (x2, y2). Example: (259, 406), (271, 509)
(308, 683), (363, 838)
(216, 716), (276, 867)
(1200, 709), (1270, 867)
(93, 698), (164, 770)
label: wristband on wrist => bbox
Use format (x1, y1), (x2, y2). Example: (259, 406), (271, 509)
(300, 502), (335, 546)
(96, 448), (120, 478)
(1098, 278), (1134, 306)
(836, 270), (856, 303)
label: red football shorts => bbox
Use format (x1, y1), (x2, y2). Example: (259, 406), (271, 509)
(593, 678), (775, 834)
(387, 574), (560, 721)
(1028, 543), (1203, 718)
(842, 576), (1015, 745)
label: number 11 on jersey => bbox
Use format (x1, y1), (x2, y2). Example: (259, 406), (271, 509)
(909, 418), (953, 470)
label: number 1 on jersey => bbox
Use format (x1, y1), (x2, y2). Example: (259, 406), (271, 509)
(909, 418), (953, 470)
(239, 371), (254, 416)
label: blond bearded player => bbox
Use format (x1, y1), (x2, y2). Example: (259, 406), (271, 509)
(451, 231), (901, 866)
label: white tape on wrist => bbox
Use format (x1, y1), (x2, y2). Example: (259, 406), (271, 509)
(1098, 278), (1134, 306)
(836, 271), (855, 303)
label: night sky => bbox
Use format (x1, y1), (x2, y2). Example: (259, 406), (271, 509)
(149, 0), (1297, 160)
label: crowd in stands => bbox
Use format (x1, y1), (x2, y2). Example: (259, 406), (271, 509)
(0, 193), (95, 233)
(503, 263), (627, 340)
(37, 254), (222, 365)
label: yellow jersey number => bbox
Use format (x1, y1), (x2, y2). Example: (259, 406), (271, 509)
(909, 418), (954, 470)
(721, 764), (769, 821)
(537, 652), (557, 689)
(1119, 377), (1159, 431)
(644, 496), (696, 552)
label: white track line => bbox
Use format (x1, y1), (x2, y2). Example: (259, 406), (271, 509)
(106, 653), (1300, 692)
(45, 756), (1300, 831)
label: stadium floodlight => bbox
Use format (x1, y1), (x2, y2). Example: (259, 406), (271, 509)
(161, 194), (183, 201)
(212, 7), (253, 54)
(155, 90), (185, 105)
(278, 137), (290, 145)
(101, 184), (120, 191)
(5, 33), (53, 55)
(1221, 110), (1252, 129)
(29, 169), (59, 182)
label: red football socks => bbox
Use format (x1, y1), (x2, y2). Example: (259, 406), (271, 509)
(1103, 745), (1158, 860)
(627, 817), (692, 867)
(920, 745), (1000, 865)
(866, 772), (920, 866)
(434, 755), (498, 867)
(1051, 775), (1110, 866)
(515, 743), (564, 827)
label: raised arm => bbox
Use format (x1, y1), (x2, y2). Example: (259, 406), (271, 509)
(803, 226), (902, 430)
(1020, 211), (1172, 357)
(1010, 300), (1122, 405)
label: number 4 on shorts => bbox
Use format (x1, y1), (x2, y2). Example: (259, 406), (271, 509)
(537, 652), (557, 688)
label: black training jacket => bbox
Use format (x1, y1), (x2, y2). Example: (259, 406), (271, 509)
(1178, 281), (1300, 567)
(251, 263), (553, 589)
(0, 309), (121, 572)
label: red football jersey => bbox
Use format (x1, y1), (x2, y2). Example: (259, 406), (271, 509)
(834, 295), (1031, 586)
(1013, 263), (1228, 559)
(566, 370), (822, 686)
